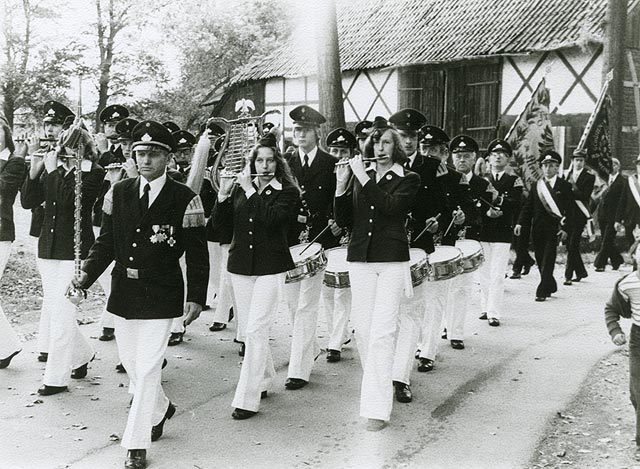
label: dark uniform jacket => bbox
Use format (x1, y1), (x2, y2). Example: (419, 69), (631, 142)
(479, 172), (523, 244)
(21, 162), (105, 260)
(81, 176), (209, 319)
(0, 154), (26, 241)
(335, 165), (420, 262)
(214, 179), (298, 276)
(288, 148), (339, 248)
(600, 174), (625, 224)
(438, 165), (466, 245)
(455, 172), (493, 241)
(565, 169), (595, 223)
(518, 177), (575, 233)
(203, 178), (233, 244)
(406, 153), (444, 254)
(615, 174), (640, 229)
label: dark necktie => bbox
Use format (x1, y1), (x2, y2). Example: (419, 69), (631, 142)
(302, 154), (309, 179)
(110, 144), (116, 154)
(140, 183), (150, 216)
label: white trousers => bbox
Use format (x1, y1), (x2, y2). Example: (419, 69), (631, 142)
(230, 273), (280, 412)
(93, 226), (116, 329)
(210, 244), (236, 326)
(0, 241), (21, 360)
(349, 261), (407, 421)
(391, 282), (426, 385)
(418, 280), (450, 360)
(283, 274), (323, 381)
(207, 241), (222, 305)
(114, 316), (172, 450)
(170, 256), (188, 334)
(479, 242), (511, 320)
(321, 285), (352, 351)
(39, 259), (94, 387)
(445, 271), (479, 341)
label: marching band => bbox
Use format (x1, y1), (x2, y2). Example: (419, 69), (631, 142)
(0, 98), (613, 468)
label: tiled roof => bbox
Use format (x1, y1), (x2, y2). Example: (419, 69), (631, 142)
(232, 0), (637, 84)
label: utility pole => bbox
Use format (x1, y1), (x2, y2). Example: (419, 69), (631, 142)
(602, 0), (628, 164)
(316, 0), (345, 138)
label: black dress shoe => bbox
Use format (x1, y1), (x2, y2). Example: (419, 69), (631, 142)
(479, 312), (488, 320)
(209, 322), (227, 331)
(595, 267), (605, 272)
(522, 265), (532, 275)
(535, 296), (546, 302)
(284, 378), (308, 390)
(326, 349), (341, 362)
(151, 402), (176, 442)
(0, 350), (21, 369)
(510, 272), (521, 279)
(417, 357), (434, 372)
(239, 342), (245, 357)
(162, 358), (167, 369)
(450, 339), (465, 350)
(563, 279), (572, 286)
(99, 327), (115, 341)
(488, 318), (500, 327)
(37, 385), (67, 396)
(572, 275), (587, 282)
(37, 352), (48, 363)
(261, 390), (268, 399)
(441, 328), (447, 339)
(71, 363), (88, 379)
(168, 332), (184, 346)
(124, 449), (147, 469)
(115, 362), (126, 373)
(228, 307), (234, 322)
(393, 381), (412, 403)
(414, 349), (421, 359)
(232, 408), (257, 420)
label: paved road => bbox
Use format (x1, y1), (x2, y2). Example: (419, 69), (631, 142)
(0, 265), (622, 469)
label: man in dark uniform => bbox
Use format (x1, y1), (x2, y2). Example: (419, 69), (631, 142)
(97, 104), (129, 161)
(515, 151), (575, 301)
(354, 120), (373, 156)
(478, 139), (523, 326)
(73, 120), (208, 469)
(22, 123), (105, 393)
(595, 157), (625, 271)
(284, 104), (336, 390)
(615, 155), (640, 250)
(388, 110), (442, 403)
(446, 135), (494, 348)
(162, 121), (180, 133)
(563, 149), (595, 285)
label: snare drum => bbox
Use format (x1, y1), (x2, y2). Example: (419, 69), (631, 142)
(427, 246), (463, 281)
(285, 242), (327, 284)
(409, 248), (429, 287)
(456, 239), (484, 273)
(323, 247), (350, 289)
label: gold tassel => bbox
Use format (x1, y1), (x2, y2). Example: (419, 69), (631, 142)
(102, 187), (114, 216)
(182, 194), (206, 228)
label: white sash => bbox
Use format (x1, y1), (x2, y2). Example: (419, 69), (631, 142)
(536, 179), (563, 219)
(628, 176), (640, 210)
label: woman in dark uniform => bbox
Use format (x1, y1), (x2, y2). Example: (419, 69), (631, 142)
(334, 117), (420, 431)
(214, 133), (299, 420)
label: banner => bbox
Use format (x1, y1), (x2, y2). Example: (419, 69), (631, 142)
(505, 78), (554, 191)
(574, 81), (613, 181)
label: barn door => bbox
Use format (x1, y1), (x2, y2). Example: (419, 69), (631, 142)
(445, 60), (501, 150)
(398, 66), (445, 126)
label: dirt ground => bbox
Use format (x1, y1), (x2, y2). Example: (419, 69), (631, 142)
(528, 348), (640, 469)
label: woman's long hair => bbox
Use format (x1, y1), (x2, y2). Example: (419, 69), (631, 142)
(248, 138), (301, 194)
(363, 127), (407, 165)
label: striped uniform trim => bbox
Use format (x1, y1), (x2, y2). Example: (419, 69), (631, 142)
(619, 273), (640, 326)
(182, 194), (206, 228)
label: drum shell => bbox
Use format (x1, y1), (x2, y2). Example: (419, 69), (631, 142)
(427, 247), (463, 281)
(457, 240), (485, 273)
(323, 247), (350, 289)
(285, 243), (327, 284)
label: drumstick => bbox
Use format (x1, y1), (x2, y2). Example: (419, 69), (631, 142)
(412, 213), (441, 242)
(299, 223), (333, 255)
(443, 206), (461, 238)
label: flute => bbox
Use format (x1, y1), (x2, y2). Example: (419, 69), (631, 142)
(219, 172), (275, 178)
(335, 157), (385, 166)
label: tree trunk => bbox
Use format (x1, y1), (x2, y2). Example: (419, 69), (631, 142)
(315, 0), (345, 139)
(602, 0), (628, 165)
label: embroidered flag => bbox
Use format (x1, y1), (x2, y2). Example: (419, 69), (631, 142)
(574, 80), (613, 181)
(505, 78), (554, 191)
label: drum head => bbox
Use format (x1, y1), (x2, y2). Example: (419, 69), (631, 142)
(409, 248), (427, 263)
(326, 247), (349, 272)
(429, 246), (461, 263)
(290, 243), (322, 262)
(456, 240), (481, 256)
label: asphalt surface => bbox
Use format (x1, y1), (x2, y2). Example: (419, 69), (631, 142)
(0, 263), (622, 469)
